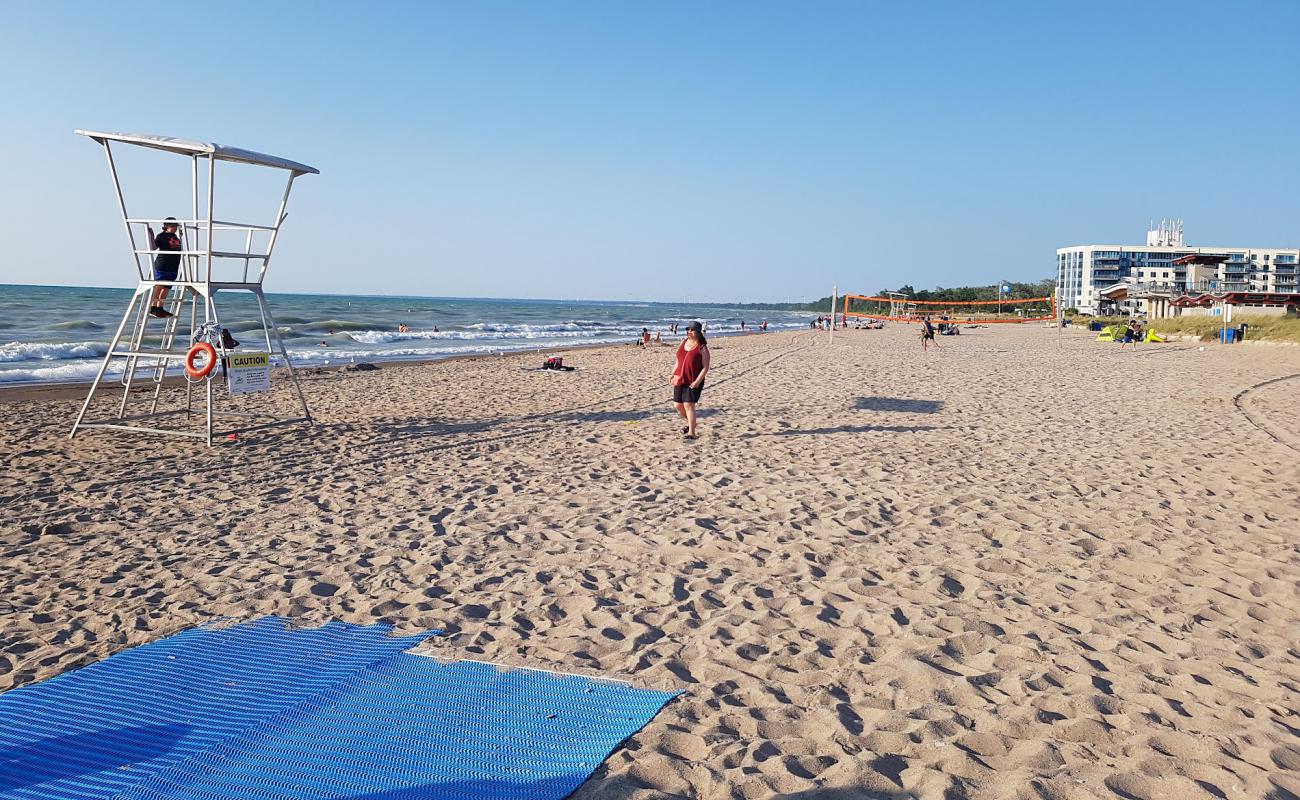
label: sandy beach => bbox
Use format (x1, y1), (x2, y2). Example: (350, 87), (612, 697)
(3, 325), (1299, 799)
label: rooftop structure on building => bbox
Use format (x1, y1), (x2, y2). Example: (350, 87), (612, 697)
(1056, 222), (1299, 317)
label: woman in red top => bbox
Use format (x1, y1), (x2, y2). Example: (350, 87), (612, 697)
(672, 321), (711, 440)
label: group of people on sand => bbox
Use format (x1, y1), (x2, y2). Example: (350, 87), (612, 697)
(651, 318), (767, 346)
(810, 315), (845, 330)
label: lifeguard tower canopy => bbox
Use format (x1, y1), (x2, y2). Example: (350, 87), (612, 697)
(70, 128), (319, 446)
(75, 130), (319, 175)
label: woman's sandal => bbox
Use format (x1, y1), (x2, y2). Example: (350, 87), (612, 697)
(681, 426), (690, 434)
(683, 433), (698, 440)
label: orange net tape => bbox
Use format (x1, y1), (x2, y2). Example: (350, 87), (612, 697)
(842, 294), (1056, 324)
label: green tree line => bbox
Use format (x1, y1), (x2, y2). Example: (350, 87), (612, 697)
(741, 277), (1055, 311)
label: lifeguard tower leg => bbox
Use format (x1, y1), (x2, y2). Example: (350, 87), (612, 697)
(185, 290), (198, 416)
(256, 290), (312, 424)
(116, 288), (153, 418)
(148, 286), (191, 415)
(70, 290), (142, 439)
(205, 363), (214, 448)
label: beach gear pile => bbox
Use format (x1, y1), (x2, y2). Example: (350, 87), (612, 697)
(1094, 324), (1166, 343)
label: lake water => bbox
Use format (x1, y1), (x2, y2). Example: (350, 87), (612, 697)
(0, 284), (815, 384)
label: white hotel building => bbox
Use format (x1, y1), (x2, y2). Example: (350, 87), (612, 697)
(1057, 221), (1299, 315)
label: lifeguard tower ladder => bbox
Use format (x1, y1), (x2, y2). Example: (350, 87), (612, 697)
(69, 131), (319, 446)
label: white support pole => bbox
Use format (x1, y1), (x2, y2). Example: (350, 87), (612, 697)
(205, 155), (216, 447)
(259, 173), (297, 284)
(829, 285), (837, 343)
(117, 290), (151, 417)
(257, 289), (313, 424)
(206, 359), (213, 448)
(1056, 289), (1063, 346)
(186, 290), (198, 415)
(70, 288), (143, 438)
(102, 141), (144, 281)
(189, 155), (200, 282)
(120, 288), (151, 389)
(242, 226), (254, 283)
(204, 155), (215, 287)
(255, 287), (276, 355)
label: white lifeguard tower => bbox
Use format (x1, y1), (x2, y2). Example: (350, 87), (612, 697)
(69, 131), (319, 446)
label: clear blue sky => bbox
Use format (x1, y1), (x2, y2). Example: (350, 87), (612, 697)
(1, 1), (1296, 302)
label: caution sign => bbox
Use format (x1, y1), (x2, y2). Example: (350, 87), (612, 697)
(228, 352), (272, 395)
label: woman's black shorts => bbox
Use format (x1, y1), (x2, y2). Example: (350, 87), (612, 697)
(673, 383), (703, 403)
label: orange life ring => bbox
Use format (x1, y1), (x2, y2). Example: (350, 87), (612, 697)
(185, 342), (217, 380)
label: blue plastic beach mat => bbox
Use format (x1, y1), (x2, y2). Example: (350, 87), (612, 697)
(0, 617), (678, 800)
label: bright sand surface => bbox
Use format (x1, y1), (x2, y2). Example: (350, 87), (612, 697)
(3, 325), (1300, 799)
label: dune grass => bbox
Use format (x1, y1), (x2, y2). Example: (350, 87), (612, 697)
(1148, 314), (1300, 343)
(1075, 313), (1300, 343)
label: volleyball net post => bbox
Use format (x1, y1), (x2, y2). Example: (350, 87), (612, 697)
(829, 284), (838, 343)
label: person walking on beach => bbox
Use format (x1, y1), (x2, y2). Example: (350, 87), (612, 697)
(147, 217), (182, 318)
(671, 321), (710, 440)
(921, 316), (938, 351)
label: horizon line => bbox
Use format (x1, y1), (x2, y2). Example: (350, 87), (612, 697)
(0, 281), (849, 308)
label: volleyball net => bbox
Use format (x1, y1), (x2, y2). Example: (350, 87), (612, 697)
(842, 294), (1057, 324)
